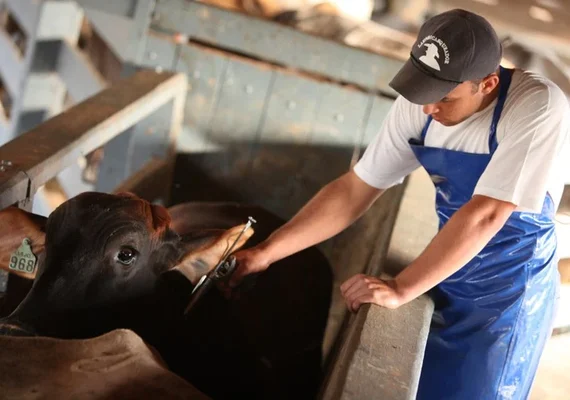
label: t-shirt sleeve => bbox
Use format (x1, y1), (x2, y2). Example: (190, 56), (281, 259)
(353, 96), (425, 189)
(474, 80), (570, 213)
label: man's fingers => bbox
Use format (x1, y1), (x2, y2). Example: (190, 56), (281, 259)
(342, 275), (384, 301)
(343, 282), (373, 313)
(228, 266), (245, 288)
(342, 278), (368, 302)
(345, 285), (375, 308)
(351, 292), (376, 313)
(340, 274), (368, 295)
(342, 279), (395, 312)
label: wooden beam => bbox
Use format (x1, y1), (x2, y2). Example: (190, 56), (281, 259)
(5, 0), (39, 37)
(0, 69), (187, 209)
(57, 41), (108, 103)
(0, 27), (23, 97)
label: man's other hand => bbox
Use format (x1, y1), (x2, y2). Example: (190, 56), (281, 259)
(340, 274), (404, 313)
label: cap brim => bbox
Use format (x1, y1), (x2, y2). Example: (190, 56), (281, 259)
(389, 58), (459, 105)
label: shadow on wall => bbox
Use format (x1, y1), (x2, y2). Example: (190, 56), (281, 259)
(169, 141), (410, 365)
(170, 142), (363, 220)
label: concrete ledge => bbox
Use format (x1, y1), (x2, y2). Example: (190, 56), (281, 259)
(322, 297), (434, 400)
(320, 169), (438, 399)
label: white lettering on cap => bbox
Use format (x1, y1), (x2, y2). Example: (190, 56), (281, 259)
(417, 35), (450, 71)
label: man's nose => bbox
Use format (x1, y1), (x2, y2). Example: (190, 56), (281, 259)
(423, 104), (439, 115)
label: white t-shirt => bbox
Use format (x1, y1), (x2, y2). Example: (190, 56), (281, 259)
(354, 69), (570, 213)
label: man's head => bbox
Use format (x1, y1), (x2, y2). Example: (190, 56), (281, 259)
(390, 9), (503, 126)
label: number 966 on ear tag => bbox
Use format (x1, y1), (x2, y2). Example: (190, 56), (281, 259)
(9, 238), (37, 275)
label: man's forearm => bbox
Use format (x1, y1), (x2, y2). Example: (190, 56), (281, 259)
(395, 195), (516, 303)
(263, 172), (384, 263)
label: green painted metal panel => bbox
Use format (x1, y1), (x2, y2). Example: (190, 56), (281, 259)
(207, 58), (274, 144)
(309, 85), (370, 148)
(175, 43), (228, 141)
(140, 33), (178, 71)
(360, 95), (394, 147)
(152, 0), (404, 94)
(257, 72), (325, 145)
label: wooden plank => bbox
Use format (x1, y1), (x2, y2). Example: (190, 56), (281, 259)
(36, 1), (83, 42)
(75, 0), (137, 19)
(81, 7), (133, 63)
(0, 69), (187, 207)
(0, 27), (23, 97)
(0, 172), (28, 210)
(5, 0), (39, 36)
(152, 0), (404, 94)
(19, 73), (66, 116)
(57, 41), (107, 103)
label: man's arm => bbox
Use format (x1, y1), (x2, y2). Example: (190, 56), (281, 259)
(341, 194), (516, 311)
(229, 96), (424, 287)
(229, 171), (384, 286)
(263, 170), (384, 262)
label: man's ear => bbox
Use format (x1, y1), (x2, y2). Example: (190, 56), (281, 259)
(481, 73), (500, 95)
(172, 225), (254, 285)
(0, 207), (47, 280)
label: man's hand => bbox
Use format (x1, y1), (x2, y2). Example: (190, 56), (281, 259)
(340, 274), (404, 313)
(228, 244), (273, 288)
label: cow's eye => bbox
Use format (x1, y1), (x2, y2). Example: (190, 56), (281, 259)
(116, 247), (137, 265)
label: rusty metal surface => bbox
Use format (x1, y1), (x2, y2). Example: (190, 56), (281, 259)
(0, 69), (187, 208)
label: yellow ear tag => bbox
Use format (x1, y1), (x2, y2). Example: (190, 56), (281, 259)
(9, 238), (37, 275)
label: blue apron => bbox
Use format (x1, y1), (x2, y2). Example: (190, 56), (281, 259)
(411, 67), (560, 400)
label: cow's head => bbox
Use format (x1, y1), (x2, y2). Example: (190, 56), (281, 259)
(0, 192), (253, 338)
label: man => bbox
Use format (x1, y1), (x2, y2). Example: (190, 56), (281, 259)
(230, 8), (569, 399)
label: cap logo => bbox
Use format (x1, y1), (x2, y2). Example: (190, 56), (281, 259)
(417, 35), (450, 71)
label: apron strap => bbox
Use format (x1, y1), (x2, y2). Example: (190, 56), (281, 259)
(420, 115), (433, 142)
(488, 66), (514, 153)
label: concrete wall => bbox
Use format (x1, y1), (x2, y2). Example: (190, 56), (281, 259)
(320, 168), (438, 400)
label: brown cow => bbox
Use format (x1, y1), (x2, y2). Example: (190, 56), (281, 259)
(0, 192), (332, 399)
(0, 329), (210, 399)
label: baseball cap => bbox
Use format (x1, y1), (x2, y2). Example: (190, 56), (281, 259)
(389, 9), (502, 105)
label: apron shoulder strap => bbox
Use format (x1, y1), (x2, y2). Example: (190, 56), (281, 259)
(420, 115), (433, 143)
(488, 66), (514, 153)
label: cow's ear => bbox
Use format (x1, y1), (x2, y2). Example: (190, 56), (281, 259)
(172, 224), (254, 285)
(0, 207), (47, 280)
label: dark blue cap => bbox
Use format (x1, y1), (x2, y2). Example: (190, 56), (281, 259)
(389, 9), (502, 105)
